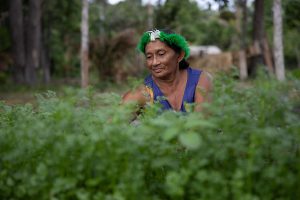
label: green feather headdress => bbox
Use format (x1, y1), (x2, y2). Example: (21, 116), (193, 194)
(137, 29), (190, 59)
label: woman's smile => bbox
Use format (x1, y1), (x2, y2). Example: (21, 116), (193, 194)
(152, 66), (164, 73)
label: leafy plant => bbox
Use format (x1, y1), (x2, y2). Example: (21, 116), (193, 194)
(0, 73), (299, 199)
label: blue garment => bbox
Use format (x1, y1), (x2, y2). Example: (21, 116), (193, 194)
(144, 67), (202, 112)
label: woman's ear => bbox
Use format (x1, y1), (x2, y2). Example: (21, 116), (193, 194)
(178, 51), (185, 63)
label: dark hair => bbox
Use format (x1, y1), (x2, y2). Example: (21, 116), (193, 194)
(157, 28), (190, 70)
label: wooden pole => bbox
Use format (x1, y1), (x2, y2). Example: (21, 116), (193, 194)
(273, 0), (285, 81)
(236, 0), (248, 80)
(81, 0), (89, 88)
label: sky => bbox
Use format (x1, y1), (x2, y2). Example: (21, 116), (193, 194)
(107, 0), (255, 10)
(108, 0), (222, 10)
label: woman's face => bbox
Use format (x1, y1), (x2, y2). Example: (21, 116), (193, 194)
(145, 40), (181, 79)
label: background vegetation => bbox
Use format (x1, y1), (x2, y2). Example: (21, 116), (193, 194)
(0, 0), (299, 86)
(0, 0), (300, 199)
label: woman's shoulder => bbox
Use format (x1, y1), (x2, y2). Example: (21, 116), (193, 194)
(198, 70), (213, 89)
(190, 68), (213, 99)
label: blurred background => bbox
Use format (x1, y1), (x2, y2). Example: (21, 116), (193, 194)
(0, 0), (299, 100)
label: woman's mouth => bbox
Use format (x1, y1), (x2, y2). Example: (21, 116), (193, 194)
(152, 67), (163, 73)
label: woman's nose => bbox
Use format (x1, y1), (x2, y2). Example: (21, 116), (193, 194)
(152, 55), (160, 66)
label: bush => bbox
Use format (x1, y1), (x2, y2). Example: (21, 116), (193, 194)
(0, 74), (299, 199)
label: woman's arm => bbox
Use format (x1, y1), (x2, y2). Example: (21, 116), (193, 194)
(194, 71), (213, 111)
(122, 85), (152, 121)
(122, 85), (151, 107)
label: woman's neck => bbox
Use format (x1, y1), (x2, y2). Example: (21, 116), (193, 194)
(153, 69), (186, 95)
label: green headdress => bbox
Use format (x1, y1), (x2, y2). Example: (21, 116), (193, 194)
(137, 29), (190, 59)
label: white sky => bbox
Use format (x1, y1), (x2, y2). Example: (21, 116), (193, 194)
(108, 0), (221, 10)
(108, 0), (254, 10)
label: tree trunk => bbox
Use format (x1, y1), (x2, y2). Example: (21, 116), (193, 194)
(147, 2), (153, 29)
(239, 50), (248, 79)
(81, 0), (89, 88)
(251, 0), (265, 75)
(236, 0), (248, 80)
(241, 0), (247, 49)
(40, 39), (51, 84)
(296, 47), (300, 69)
(25, 0), (42, 86)
(253, 0), (264, 42)
(40, 3), (51, 85)
(273, 0), (285, 81)
(8, 0), (25, 84)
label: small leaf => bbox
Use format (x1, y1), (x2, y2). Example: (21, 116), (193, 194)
(179, 132), (201, 150)
(162, 127), (179, 141)
(185, 119), (216, 129)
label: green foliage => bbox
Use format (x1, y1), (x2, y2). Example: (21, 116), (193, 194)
(0, 27), (10, 51)
(156, 0), (206, 43)
(0, 0), (10, 52)
(1, 70), (300, 199)
(103, 0), (147, 33)
(89, 0), (147, 82)
(197, 18), (236, 49)
(42, 0), (82, 77)
(2, 0), (300, 83)
(265, 0), (300, 69)
(284, 0), (300, 30)
(283, 0), (300, 69)
(155, 0), (236, 50)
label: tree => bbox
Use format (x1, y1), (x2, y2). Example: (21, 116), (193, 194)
(155, 0), (206, 43)
(25, 0), (42, 86)
(40, 30), (51, 84)
(235, 0), (248, 80)
(251, 0), (265, 74)
(147, 2), (154, 30)
(253, 0), (264, 42)
(283, 0), (300, 69)
(103, 0), (147, 33)
(81, 0), (89, 88)
(273, 0), (285, 81)
(42, 0), (81, 78)
(8, 0), (25, 83)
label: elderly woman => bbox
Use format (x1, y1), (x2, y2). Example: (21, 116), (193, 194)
(123, 29), (212, 112)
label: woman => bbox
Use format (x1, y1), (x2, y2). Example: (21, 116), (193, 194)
(122, 29), (212, 112)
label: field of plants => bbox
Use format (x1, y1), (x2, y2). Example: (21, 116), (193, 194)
(1, 71), (300, 200)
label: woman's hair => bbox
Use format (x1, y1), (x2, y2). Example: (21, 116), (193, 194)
(138, 28), (190, 69)
(160, 29), (189, 69)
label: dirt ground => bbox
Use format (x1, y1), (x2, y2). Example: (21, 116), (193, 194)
(0, 91), (36, 105)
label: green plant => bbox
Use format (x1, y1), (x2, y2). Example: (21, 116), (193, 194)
(0, 74), (299, 199)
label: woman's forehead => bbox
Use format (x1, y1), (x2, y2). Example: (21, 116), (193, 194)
(145, 40), (172, 53)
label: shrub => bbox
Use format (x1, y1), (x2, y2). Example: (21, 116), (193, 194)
(0, 74), (299, 199)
